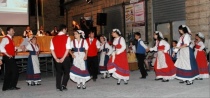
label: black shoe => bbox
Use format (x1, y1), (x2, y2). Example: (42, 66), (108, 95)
(82, 85), (86, 89)
(162, 79), (169, 82)
(117, 82), (120, 85)
(179, 80), (185, 83)
(140, 77), (146, 79)
(77, 85), (81, 89)
(34, 82), (42, 86)
(124, 80), (128, 85)
(93, 79), (96, 82)
(10, 87), (21, 90)
(155, 78), (162, 81)
(2, 88), (8, 91)
(56, 87), (63, 91)
(186, 81), (193, 85)
(62, 86), (67, 91)
(196, 78), (203, 80)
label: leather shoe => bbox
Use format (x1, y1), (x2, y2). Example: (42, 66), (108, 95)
(62, 86), (67, 91)
(140, 77), (146, 79)
(56, 87), (63, 91)
(10, 87), (21, 90)
(2, 88), (8, 91)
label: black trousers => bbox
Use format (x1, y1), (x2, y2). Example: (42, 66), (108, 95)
(2, 56), (19, 90)
(55, 57), (70, 88)
(87, 56), (99, 79)
(136, 53), (147, 78)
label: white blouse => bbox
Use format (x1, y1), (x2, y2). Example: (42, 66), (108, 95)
(113, 37), (126, 54)
(26, 43), (39, 52)
(150, 40), (170, 53)
(70, 39), (89, 51)
(174, 33), (191, 52)
(195, 41), (205, 51)
(99, 42), (113, 55)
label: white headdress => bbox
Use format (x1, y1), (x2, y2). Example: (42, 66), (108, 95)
(77, 30), (85, 38)
(113, 28), (121, 35)
(197, 32), (205, 39)
(182, 25), (192, 34)
(155, 31), (164, 39)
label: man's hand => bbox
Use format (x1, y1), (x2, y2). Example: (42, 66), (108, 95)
(59, 58), (65, 63)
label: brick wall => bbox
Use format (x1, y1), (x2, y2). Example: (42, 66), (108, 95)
(0, 0), (64, 36)
(185, 0), (210, 51)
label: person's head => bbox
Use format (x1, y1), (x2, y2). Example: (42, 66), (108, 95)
(178, 25), (191, 35)
(74, 30), (85, 39)
(89, 30), (95, 38)
(195, 32), (205, 42)
(172, 40), (178, 47)
(154, 31), (164, 41)
(129, 41), (134, 45)
(112, 29), (121, 38)
(30, 36), (37, 44)
(99, 35), (107, 43)
(7, 27), (15, 36)
(58, 24), (67, 33)
(134, 32), (141, 40)
(26, 26), (30, 30)
(54, 26), (57, 30)
(40, 26), (44, 30)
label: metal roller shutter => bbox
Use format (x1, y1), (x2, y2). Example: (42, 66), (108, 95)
(103, 5), (124, 38)
(153, 0), (185, 23)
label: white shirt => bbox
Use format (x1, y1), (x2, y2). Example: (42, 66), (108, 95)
(99, 42), (113, 55)
(88, 38), (100, 49)
(26, 42), (39, 52)
(50, 32), (71, 50)
(70, 39), (89, 51)
(23, 30), (33, 37)
(150, 40), (170, 53)
(113, 37), (126, 54)
(127, 45), (136, 53)
(195, 41), (205, 51)
(174, 33), (191, 53)
(36, 30), (45, 36)
(137, 38), (148, 49)
(0, 34), (15, 53)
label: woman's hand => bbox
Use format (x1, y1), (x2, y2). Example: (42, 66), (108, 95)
(72, 54), (76, 58)
(84, 55), (87, 60)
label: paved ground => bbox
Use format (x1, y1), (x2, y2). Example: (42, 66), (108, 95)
(0, 70), (209, 98)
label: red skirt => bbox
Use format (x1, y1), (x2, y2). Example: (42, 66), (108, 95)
(196, 51), (209, 77)
(107, 51), (130, 80)
(154, 53), (176, 79)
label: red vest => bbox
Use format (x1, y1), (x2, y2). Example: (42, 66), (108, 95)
(52, 34), (68, 58)
(4, 36), (15, 56)
(86, 38), (97, 56)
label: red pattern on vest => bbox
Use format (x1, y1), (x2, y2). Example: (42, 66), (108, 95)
(4, 36), (15, 56)
(86, 38), (97, 56)
(52, 34), (68, 58)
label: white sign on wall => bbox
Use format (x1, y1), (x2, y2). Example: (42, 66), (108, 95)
(130, 0), (140, 4)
